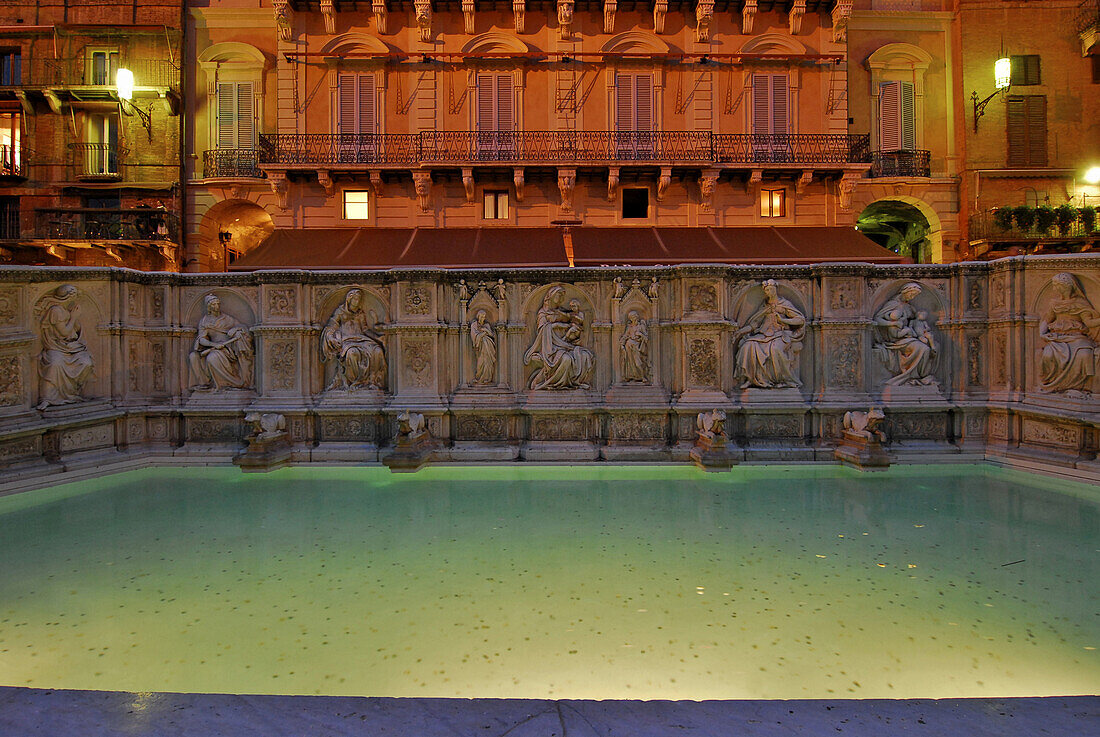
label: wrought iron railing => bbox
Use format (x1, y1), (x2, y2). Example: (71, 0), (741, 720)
(258, 132), (872, 167)
(0, 203), (19, 239)
(867, 149), (931, 178)
(0, 144), (22, 177)
(37, 57), (180, 88)
(69, 143), (122, 179)
(34, 207), (179, 241)
(203, 148), (262, 178)
(1075, 0), (1099, 34)
(970, 210), (1097, 242)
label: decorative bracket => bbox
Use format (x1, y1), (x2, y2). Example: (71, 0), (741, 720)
(796, 169), (813, 194)
(463, 0), (475, 34)
(657, 167), (672, 202)
(268, 171), (289, 210)
(370, 169), (384, 198)
(745, 168), (763, 194)
(557, 0), (574, 40)
(788, 0), (805, 35)
(273, 0), (293, 42)
(695, 0), (713, 43)
(557, 168), (576, 213)
(514, 0), (525, 33)
(742, 0), (757, 34)
(320, 0), (336, 34)
(838, 173), (860, 211)
(831, 0), (852, 43)
(373, 0), (388, 34)
(413, 171), (432, 211)
(653, 0), (668, 34)
(462, 168), (475, 203)
(513, 168), (525, 202)
(608, 167), (620, 202)
(317, 169), (334, 197)
(603, 0), (617, 33)
(699, 169), (718, 213)
(414, 0), (432, 43)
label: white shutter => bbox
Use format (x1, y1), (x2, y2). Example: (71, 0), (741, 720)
(236, 82), (254, 148)
(217, 82), (237, 149)
(900, 81), (916, 150)
(476, 73), (512, 132)
(614, 73), (653, 132)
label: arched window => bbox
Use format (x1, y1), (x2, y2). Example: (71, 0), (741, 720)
(867, 43), (933, 153)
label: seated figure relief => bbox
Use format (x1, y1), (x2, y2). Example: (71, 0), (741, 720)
(732, 279), (805, 389)
(873, 282), (938, 387)
(37, 284), (95, 410)
(188, 294), (254, 392)
(321, 288), (387, 391)
(619, 310), (650, 383)
(1038, 272), (1100, 396)
(524, 286), (595, 390)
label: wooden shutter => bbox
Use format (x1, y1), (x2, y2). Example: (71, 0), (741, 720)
(1010, 55), (1041, 86)
(614, 73), (653, 132)
(236, 82), (254, 148)
(338, 74), (358, 135)
(217, 82), (237, 148)
(900, 82), (915, 150)
(615, 74), (634, 131)
(752, 73), (788, 136)
(879, 81), (915, 151)
(634, 73), (653, 132)
(1007, 95), (1047, 167)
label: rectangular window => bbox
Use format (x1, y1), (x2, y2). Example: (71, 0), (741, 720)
(476, 73), (514, 159)
(1010, 55), (1041, 86)
(622, 188), (649, 219)
(84, 114), (119, 175)
(752, 73), (790, 160)
(483, 190), (508, 220)
(0, 196), (18, 239)
(878, 80), (916, 151)
(337, 72), (377, 161)
(760, 188), (786, 218)
(217, 81), (255, 150)
(86, 49), (119, 86)
(615, 72), (654, 158)
(343, 190), (369, 220)
(0, 112), (20, 175)
(0, 50), (21, 86)
(1006, 95), (1047, 167)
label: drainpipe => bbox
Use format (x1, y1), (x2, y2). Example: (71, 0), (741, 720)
(177, 4), (188, 272)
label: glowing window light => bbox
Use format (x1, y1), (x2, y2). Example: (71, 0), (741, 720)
(115, 68), (135, 101)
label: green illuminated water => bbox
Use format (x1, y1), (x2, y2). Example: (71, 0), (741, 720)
(0, 465), (1097, 699)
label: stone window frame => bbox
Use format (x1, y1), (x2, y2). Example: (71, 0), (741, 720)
(867, 43), (933, 153)
(198, 42), (267, 156)
(739, 34), (805, 136)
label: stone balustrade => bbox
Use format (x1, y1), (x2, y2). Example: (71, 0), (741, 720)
(1, 255), (1098, 487)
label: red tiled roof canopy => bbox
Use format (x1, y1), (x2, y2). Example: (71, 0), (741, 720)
(229, 226), (901, 270)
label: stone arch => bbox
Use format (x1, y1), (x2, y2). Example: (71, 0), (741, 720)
(183, 288), (256, 328)
(461, 32), (531, 55)
(866, 43), (933, 72)
(856, 196), (943, 263)
(467, 291), (499, 324)
(197, 198), (275, 272)
(316, 285), (389, 327)
(731, 279), (808, 324)
(739, 33), (808, 55)
(197, 41), (267, 65)
(870, 278), (946, 318)
(522, 282), (595, 319)
(601, 31), (670, 55)
(320, 33), (392, 56)
(1032, 271), (1100, 315)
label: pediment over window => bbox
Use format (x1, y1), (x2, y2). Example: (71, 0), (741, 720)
(198, 42), (267, 66)
(320, 33), (392, 56)
(740, 33), (808, 56)
(461, 32), (531, 55)
(601, 31), (669, 55)
(867, 43), (933, 71)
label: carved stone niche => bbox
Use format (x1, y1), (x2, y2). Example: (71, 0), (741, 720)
(521, 283), (597, 394)
(685, 281), (720, 315)
(1034, 271), (1100, 398)
(463, 293), (505, 390)
(730, 280), (808, 397)
(33, 283), (105, 410)
(316, 286), (390, 398)
(870, 280), (945, 400)
(183, 289), (257, 398)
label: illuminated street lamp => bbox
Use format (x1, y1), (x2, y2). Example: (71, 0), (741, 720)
(115, 67), (152, 138)
(971, 57), (1012, 133)
(1085, 167), (1100, 185)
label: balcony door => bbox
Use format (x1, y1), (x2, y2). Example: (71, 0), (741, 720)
(751, 73), (790, 161)
(86, 49), (119, 86)
(337, 73), (377, 162)
(615, 72), (654, 159)
(85, 114), (118, 176)
(878, 81), (915, 152)
(0, 113), (19, 175)
(217, 81), (255, 150)
(476, 73), (514, 161)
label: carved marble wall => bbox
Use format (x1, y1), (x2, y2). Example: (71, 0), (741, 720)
(1, 256), (1099, 482)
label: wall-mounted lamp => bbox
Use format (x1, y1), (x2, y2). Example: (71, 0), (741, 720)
(971, 57), (1011, 133)
(1085, 167), (1100, 185)
(116, 68), (153, 139)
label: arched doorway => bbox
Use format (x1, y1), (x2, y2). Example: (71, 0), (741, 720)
(855, 199), (936, 263)
(197, 199), (274, 272)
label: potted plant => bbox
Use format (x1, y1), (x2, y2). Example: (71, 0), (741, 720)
(1080, 206), (1097, 234)
(993, 208), (1015, 231)
(1013, 205), (1036, 231)
(1054, 204), (1078, 236)
(1035, 205), (1057, 234)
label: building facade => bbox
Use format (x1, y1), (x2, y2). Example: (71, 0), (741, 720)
(0, 1), (183, 270)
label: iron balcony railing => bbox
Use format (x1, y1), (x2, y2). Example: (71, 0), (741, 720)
(867, 149), (931, 178)
(203, 148), (262, 178)
(258, 132), (872, 167)
(0, 204), (18, 239)
(69, 143), (122, 179)
(0, 144), (22, 177)
(34, 207), (179, 242)
(7, 57), (181, 88)
(970, 210), (1097, 242)
(1075, 0), (1099, 34)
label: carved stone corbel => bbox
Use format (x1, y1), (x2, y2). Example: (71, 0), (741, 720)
(462, 168), (475, 204)
(695, 0), (713, 43)
(745, 168), (762, 194)
(557, 168), (576, 213)
(370, 170), (384, 198)
(321, 0), (336, 34)
(463, 0), (475, 34)
(373, 0), (388, 34)
(557, 0), (574, 40)
(653, 0), (667, 34)
(414, 0), (432, 43)
(273, 0), (292, 42)
(513, 168), (525, 202)
(513, 0), (525, 33)
(831, 0), (852, 43)
(797, 170), (813, 194)
(604, 0), (617, 33)
(268, 171), (289, 210)
(788, 0), (805, 35)
(742, 0), (757, 34)
(838, 173), (859, 211)
(413, 171), (432, 211)
(657, 167), (672, 202)
(699, 169), (718, 213)
(608, 167), (620, 202)
(317, 170), (334, 197)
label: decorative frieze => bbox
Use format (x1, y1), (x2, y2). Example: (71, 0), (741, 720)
(59, 424), (114, 453)
(0, 436), (39, 462)
(267, 287), (297, 319)
(456, 415), (508, 441)
(320, 415), (378, 441)
(688, 337), (719, 388)
(268, 340), (298, 391)
(0, 354), (23, 405)
(610, 414), (666, 442)
(828, 335), (861, 388)
(530, 414), (587, 441)
(1022, 418), (1078, 448)
(187, 418), (241, 442)
(0, 287), (18, 326)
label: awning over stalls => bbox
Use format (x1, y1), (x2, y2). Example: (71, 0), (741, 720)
(229, 226), (901, 270)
